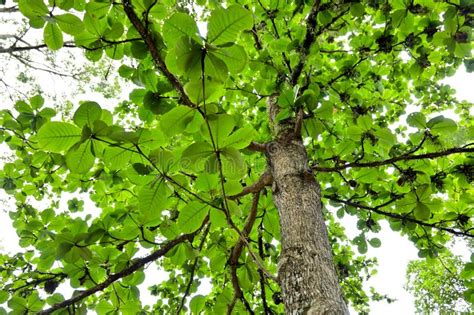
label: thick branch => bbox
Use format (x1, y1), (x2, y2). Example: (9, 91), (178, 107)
(326, 196), (473, 238)
(122, 0), (194, 108)
(247, 141), (268, 152)
(313, 147), (474, 172)
(228, 171), (273, 200)
(38, 218), (208, 314)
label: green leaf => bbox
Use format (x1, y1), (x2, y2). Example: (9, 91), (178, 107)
(203, 114), (235, 147)
(55, 13), (84, 35)
(103, 145), (136, 170)
(407, 112), (426, 129)
(182, 142), (214, 167)
(0, 291), (8, 304)
(184, 79), (223, 104)
(414, 202), (431, 220)
(163, 12), (200, 47)
(19, 0), (49, 17)
(222, 125), (256, 149)
(212, 44), (248, 74)
(221, 147), (245, 179)
(207, 5), (253, 45)
(73, 101), (102, 127)
(350, 3), (365, 17)
(37, 122), (82, 153)
(138, 179), (170, 215)
(160, 105), (195, 136)
(44, 22), (64, 50)
(428, 117), (457, 135)
(178, 202), (209, 233)
(66, 141), (95, 173)
(174, 36), (202, 78)
(368, 238), (381, 248)
(190, 295), (206, 314)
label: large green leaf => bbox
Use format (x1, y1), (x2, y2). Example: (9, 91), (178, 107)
(413, 202), (431, 220)
(37, 122), (82, 153)
(177, 202), (209, 233)
(174, 37), (202, 78)
(407, 112), (426, 129)
(55, 13), (84, 35)
(212, 44), (248, 74)
(43, 22), (64, 50)
(163, 12), (201, 47)
(202, 114), (235, 147)
(428, 116), (457, 135)
(184, 79), (223, 104)
(190, 295), (206, 314)
(66, 141), (95, 174)
(73, 101), (102, 127)
(138, 179), (171, 215)
(18, 0), (48, 18)
(160, 105), (195, 136)
(222, 125), (256, 149)
(207, 5), (253, 45)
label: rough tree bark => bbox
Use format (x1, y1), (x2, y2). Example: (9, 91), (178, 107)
(267, 106), (349, 314)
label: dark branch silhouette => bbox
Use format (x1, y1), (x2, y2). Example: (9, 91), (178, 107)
(122, 0), (195, 108)
(227, 192), (260, 314)
(314, 147), (474, 172)
(38, 218), (209, 314)
(325, 196), (473, 238)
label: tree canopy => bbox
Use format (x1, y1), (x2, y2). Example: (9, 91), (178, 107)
(0, 0), (473, 314)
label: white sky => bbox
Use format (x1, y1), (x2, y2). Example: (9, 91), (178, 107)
(0, 14), (473, 314)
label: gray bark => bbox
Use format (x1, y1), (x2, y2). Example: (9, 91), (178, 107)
(267, 127), (349, 315)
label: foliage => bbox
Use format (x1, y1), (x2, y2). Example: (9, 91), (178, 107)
(405, 251), (472, 314)
(0, 0), (473, 314)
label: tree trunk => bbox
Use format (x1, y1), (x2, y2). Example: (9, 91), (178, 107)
(267, 126), (349, 315)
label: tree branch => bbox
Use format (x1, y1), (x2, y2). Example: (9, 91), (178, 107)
(313, 147), (474, 172)
(38, 217), (209, 314)
(0, 42), (76, 53)
(325, 196), (473, 238)
(290, 0), (321, 86)
(0, 6), (19, 13)
(247, 141), (268, 152)
(228, 171), (273, 200)
(227, 193), (260, 314)
(122, 0), (194, 108)
(175, 225), (210, 315)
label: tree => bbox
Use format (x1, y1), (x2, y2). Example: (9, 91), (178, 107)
(405, 250), (472, 314)
(0, 0), (473, 314)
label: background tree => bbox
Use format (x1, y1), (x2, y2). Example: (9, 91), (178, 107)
(0, 0), (473, 314)
(405, 249), (472, 314)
